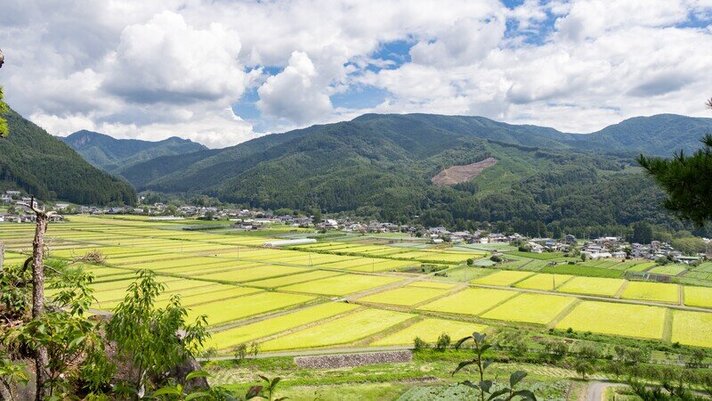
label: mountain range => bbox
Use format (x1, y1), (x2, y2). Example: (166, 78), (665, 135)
(104, 112), (712, 236)
(60, 130), (206, 174)
(0, 109), (136, 206)
(5, 105), (712, 235)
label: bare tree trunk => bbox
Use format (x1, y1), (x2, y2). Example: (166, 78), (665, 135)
(31, 211), (49, 401)
(0, 241), (4, 269)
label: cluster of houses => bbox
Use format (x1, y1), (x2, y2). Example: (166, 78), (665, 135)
(0, 190), (65, 223)
(2, 192), (709, 263)
(578, 236), (706, 263)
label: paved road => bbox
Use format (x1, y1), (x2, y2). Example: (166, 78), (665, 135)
(585, 381), (621, 401)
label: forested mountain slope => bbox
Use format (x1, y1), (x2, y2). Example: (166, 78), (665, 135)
(0, 109), (136, 205)
(61, 130), (206, 173)
(110, 113), (712, 236)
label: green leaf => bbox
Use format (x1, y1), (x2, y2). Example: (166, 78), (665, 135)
(152, 386), (182, 396)
(510, 371), (527, 387)
(68, 335), (86, 349)
(454, 336), (473, 350)
(462, 380), (480, 390)
(185, 392), (210, 400)
(479, 380), (493, 393)
(186, 370), (211, 380)
(246, 386), (263, 399)
(488, 388), (510, 401)
(452, 359), (477, 376)
(514, 389), (537, 401)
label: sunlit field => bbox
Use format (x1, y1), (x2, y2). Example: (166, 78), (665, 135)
(4, 214), (712, 351)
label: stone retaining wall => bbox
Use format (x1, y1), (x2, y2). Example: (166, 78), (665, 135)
(295, 350), (412, 369)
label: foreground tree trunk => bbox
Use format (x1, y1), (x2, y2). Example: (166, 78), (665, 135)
(26, 198), (50, 401)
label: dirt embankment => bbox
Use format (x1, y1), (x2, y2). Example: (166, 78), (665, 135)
(431, 157), (497, 186)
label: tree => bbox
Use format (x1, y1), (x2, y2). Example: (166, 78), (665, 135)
(107, 270), (209, 399)
(0, 86), (9, 138)
(17, 197), (57, 401)
(0, 258), (112, 399)
(452, 332), (536, 401)
(637, 99), (712, 226)
(436, 333), (451, 351)
(631, 221), (654, 244)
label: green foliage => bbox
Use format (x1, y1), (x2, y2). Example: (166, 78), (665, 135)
(452, 332), (536, 401)
(638, 135), (712, 226)
(413, 337), (430, 351)
(234, 344), (248, 364)
(572, 344), (601, 379)
(0, 86), (9, 138)
(107, 270), (209, 398)
(0, 108), (136, 205)
(671, 237), (708, 255)
(630, 221), (654, 244)
(0, 260), (112, 398)
(117, 114), (712, 235)
(435, 333), (451, 351)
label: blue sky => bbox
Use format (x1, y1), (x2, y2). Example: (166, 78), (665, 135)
(1, 0), (711, 147)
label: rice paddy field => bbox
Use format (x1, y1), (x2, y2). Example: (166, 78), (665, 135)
(556, 276), (626, 297)
(555, 301), (667, 340)
(670, 310), (712, 348)
(2, 214), (712, 352)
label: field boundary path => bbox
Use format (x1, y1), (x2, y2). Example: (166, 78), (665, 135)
(583, 381), (623, 401)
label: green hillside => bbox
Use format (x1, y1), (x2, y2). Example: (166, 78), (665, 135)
(61, 129), (207, 173)
(0, 109), (136, 205)
(112, 113), (712, 236)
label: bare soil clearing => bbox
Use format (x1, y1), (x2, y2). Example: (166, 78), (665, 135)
(431, 157), (497, 186)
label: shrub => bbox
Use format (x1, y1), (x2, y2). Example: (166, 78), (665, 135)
(435, 333), (451, 351)
(234, 344), (248, 364)
(413, 337), (430, 351)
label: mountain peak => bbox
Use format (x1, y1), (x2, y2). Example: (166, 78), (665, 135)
(60, 129), (207, 173)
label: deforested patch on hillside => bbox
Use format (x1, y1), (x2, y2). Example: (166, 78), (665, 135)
(431, 157), (498, 186)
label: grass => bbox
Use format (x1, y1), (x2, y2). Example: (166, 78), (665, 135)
(620, 282), (680, 304)
(205, 302), (359, 350)
(359, 287), (446, 306)
(187, 292), (316, 326)
(670, 310), (712, 348)
(541, 264), (624, 278)
(481, 293), (576, 325)
(555, 301), (667, 340)
(259, 308), (414, 351)
(504, 251), (565, 260)
(470, 270), (534, 287)
(683, 286), (712, 308)
(277, 383), (407, 401)
(370, 318), (486, 346)
(556, 276), (626, 297)
(280, 274), (404, 296)
(419, 288), (518, 316)
(513, 274), (573, 291)
(648, 265), (687, 276)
